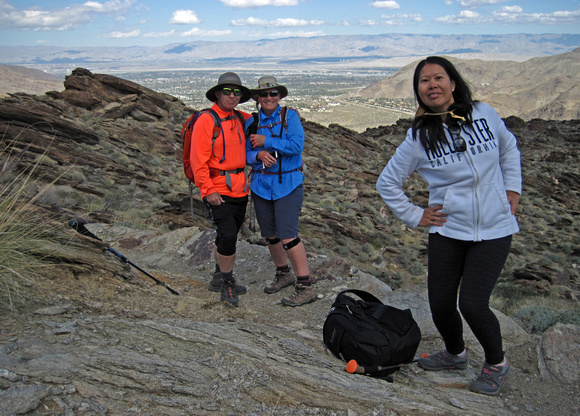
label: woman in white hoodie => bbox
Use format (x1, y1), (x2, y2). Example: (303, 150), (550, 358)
(376, 56), (521, 396)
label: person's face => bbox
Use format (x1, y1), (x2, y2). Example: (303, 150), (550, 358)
(417, 63), (455, 113)
(215, 85), (242, 112)
(257, 88), (281, 115)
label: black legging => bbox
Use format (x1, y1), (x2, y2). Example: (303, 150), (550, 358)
(427, 232), (512, 365)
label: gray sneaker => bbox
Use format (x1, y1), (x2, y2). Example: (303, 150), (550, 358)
(281, 284), (316, 307)
(418, 350), (467, 371)
(208, 272), (247, 294)
(469, 359), (510, 396)
(264, 270), (294, 294)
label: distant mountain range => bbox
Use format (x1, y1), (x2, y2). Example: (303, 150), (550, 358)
(1, 33), (579, 73)
(358, 48), (580, 121)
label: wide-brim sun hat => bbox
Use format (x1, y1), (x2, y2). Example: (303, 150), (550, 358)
(206, 72), (252, 103)
(252, 76), (288, 100)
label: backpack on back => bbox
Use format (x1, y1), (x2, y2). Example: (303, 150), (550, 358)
(181, 108), (245, 184)
(323, 289), (421, 380)
(180, 108), (245, 218)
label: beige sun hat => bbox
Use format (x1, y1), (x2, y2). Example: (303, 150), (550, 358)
(205, 72), (252, 103)
(252, 76), (288, 100)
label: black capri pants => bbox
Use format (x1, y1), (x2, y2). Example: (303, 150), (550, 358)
(427, 232), (512, 365)
(205, 195), (248, 256)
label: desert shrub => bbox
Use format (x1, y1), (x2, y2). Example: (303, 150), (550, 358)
(407, 261), (424, 276)
(310, 237), (322, 249)
(370, 238), (382, 249)
(360, 216), (373, 229)
(513, 305), (580, 334)
(491, 283), (537, 314)
(111, 151), (130, 165)
(362, 243), (373, 254)
(103, 191), (131, 212)
(67, 167), (87, 183)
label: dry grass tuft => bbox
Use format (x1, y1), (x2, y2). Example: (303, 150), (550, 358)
(0, 133), (61, 310)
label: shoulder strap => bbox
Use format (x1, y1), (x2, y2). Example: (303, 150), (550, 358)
(194, 108), (226, 162)
(280, 106), (288, 130)
(247, 112), (260, 135)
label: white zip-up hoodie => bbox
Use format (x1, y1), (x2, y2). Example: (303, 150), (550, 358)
(376, 103), (521, 242)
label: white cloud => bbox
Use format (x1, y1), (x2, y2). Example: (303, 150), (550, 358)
(499, 6), (523, 14)
(458, 0), (508, 7)
(435, 5), (580, 26)
(231, 17), (323, 27)
(459, 10), (480, 19)
(180, 27), (232, 37)
(371, 1), (400, 10)
(219, 0), (299, 8)
(143, 30), (177, 38)
(492, 7), (580, 25)
(380, 13), (422, 25)
(169, 10), (201, 25)
(106, 29), (140, 38)
(269, 30), (324, 38)
(0, 0), (135, 31)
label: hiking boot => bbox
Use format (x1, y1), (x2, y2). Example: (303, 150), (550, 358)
(418, 350), (467, 371)
(208, 272), (247, 294)
(264, 270), (294, 294)
(220, 281), (239, 307)
(281, 284), (316, 307)
(469, 359), (510, 396)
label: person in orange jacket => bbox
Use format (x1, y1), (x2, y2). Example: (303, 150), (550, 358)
(191, 72), (252, 307)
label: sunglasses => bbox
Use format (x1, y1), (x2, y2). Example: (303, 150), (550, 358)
(258, 90), (279, 98)
(221, 87), (242, 97)
(448, 125), (467, 152)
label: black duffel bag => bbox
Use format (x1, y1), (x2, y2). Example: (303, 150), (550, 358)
(323, 289), (421, 379)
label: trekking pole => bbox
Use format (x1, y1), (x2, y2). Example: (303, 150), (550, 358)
(346, 354), (429, 375)
(68, 218), (180, 296)
(188, 181), (195, 220)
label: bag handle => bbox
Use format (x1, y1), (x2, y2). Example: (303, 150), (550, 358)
(336, 289), (384, 305)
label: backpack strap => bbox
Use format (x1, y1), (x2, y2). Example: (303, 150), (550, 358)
(256, 106), (289, 138)
(254, 107), (292, 183)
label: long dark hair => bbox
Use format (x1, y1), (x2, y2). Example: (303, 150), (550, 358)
(411, 56), (475, 151)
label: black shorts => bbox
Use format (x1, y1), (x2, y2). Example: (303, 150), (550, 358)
(204, 195), (248, 256)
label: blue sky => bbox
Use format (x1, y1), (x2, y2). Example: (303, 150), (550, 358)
(0, 0), (579, 47)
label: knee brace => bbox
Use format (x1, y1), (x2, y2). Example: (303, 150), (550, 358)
(266, 237), (280, 245)
(216, 233), (237, 257)
(282, 237), (301, 250)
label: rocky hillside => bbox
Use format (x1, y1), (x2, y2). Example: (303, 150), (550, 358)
(358, 48), (580, 121)
(0, 63), (64, 97)
(0, 67), (578, 298)
(0, 69), (578, 415)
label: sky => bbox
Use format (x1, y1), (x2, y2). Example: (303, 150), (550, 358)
(0, 0), (579, 48)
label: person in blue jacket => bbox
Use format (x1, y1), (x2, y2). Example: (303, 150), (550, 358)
(376, 56), (521, 396)
(246, 76), (315, 307)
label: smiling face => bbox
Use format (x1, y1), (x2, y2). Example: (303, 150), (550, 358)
(417, 63), (456, 113)
(256, 88), (281, 116)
